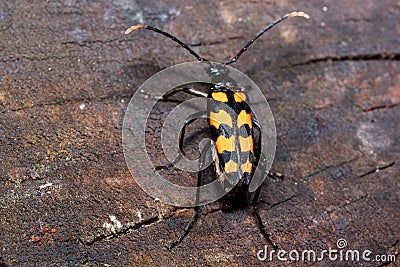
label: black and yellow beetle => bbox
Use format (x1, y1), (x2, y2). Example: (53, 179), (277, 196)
(125, 11), (310, 249)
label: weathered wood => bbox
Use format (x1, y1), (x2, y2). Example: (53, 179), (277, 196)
(1, 1), (398, 266)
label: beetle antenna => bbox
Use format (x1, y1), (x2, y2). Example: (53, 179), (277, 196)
(125, 24), (208, 62)
(224, 11), (310, 65)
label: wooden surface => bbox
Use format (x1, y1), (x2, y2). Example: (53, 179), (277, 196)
(1, 1), (399, 266)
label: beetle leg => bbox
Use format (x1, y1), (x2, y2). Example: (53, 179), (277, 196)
(168, 140), (213, 250)
(139, 87), (207, 101)
(251, 188), (278, 249)
(250, 119), (280, 249)
(252, 142), (278, 249)
(252, 118), (284, 179)
(250, 122), (282, 245)
(155, 110), (207, 171)
(161, 87), (208, 99)
(267, 170), (284, 180)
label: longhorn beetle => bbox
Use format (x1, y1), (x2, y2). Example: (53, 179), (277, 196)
(125, 11), (310, 249)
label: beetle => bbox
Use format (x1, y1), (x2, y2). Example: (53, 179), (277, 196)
(125, 11), (310, 249)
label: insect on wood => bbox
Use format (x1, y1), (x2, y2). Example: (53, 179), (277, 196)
(125, 11), (310, 250)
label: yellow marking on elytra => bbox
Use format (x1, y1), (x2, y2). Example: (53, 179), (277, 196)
(209, 110), (233, 129)
(224, 160), (238, 173)
(237, 110), (252, 128)
(215, 135), (235, 154)
(241, 160), (253, 173)
(211, 92), (229, 102)
(238, 135), (254, 152)
(234, 92), (247, 102)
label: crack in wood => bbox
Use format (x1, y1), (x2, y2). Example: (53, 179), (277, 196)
(80, 212), (176, 246)
(363, 103), (400, 112)
(59, 38), (122, 48)
(2, 39), (122, 63)
(355, 161), (395, 180)
(303, 158), (358, 180)
(269, 194), (299, 209)
(287, 52), (400, 68)
(1, 93), (132, 114)
(327, 194), (369, 215)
